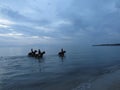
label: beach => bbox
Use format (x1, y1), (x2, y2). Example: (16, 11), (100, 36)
(90, 70), (120, 90)
(74, 69), (120, 90)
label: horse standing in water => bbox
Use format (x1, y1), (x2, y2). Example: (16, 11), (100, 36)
(35, 51), (45, 58)
(58, 48), (66, 57)
(28, 49), (45, 58)
(28, 49), (37, 57)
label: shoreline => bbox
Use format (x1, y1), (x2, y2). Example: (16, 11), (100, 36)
(73, 69), (120, 90)
(84, 70), (120, 90)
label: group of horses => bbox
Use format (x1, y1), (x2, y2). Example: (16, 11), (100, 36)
(28, 49), (45, 58)
(28, 48), (66, 58)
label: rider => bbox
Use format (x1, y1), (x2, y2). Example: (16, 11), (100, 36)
(61, 48), (64, 53)
(38, 49), (41, 55)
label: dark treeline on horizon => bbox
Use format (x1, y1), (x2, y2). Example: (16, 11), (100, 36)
(93, 43), (120, 46)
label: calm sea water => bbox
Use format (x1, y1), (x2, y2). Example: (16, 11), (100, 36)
(0, 45), (120, 90)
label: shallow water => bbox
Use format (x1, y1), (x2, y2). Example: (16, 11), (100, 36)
(0, 46), (120, 90)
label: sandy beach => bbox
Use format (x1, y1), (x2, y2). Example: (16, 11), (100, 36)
(83, 70), (120, 90)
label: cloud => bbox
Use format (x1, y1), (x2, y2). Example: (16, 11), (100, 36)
(0, 0), (120, 46)
(0, 7), (29, 22)
(57, 0), (120, 43)
(0, 18), (15, 29)
(0, 24), (9, 28)
(0, 32), (24, 38)
(0, 18), (14, 25)
(34, 26), (55, 33)
(0, 31), (57, 46)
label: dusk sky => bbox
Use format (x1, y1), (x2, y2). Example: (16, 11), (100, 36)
(0, 0), (120, 46)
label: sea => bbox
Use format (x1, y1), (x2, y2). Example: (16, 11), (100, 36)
(0, 45), (120, 90)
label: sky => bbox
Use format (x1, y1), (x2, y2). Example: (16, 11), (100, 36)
(0, 0), (120, 46)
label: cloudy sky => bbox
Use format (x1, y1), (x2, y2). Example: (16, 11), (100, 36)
(0, 0), (120, 46)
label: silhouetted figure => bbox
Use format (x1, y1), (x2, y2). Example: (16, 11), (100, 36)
(28, 49), (45, 58)
(35, 51), (46, 58)
(61, 48), (64, 52)
(38, 49), (41, 55)
(40, 51), (45, 58)
(33, 50), (37, 56)
(31, 48), (33, 53)
(58, 48), (66, 57)
(28, 48), (34, 57)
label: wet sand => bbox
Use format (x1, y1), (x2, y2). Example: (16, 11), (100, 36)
(85, 70), (120, 90)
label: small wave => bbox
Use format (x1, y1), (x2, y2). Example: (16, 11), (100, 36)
(97, 64), (120, 76)
(8, 56), (27, 59)
(0, 55), (28, 60)
(72, 82), (91, 90)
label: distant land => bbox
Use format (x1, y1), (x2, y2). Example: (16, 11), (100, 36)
(93, 43), (120, 46)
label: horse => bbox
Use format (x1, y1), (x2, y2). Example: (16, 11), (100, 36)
(34, 51), (46, 58)
(28, 49), (45, 58)
(28, 50), (37, 57)
(58, 51), (66, 57)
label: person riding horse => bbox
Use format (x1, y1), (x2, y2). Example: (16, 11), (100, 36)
(58, 48), (66, 57)
(28, 49), (45, 58)
(28, 49), (37, 57)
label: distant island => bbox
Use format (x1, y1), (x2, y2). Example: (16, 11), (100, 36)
(93, 43), (120, 46)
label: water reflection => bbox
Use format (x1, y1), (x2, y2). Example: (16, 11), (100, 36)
(36, 58), (45, 72)
(59, 55), (66, 63)
(37, 58), (45, 63)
